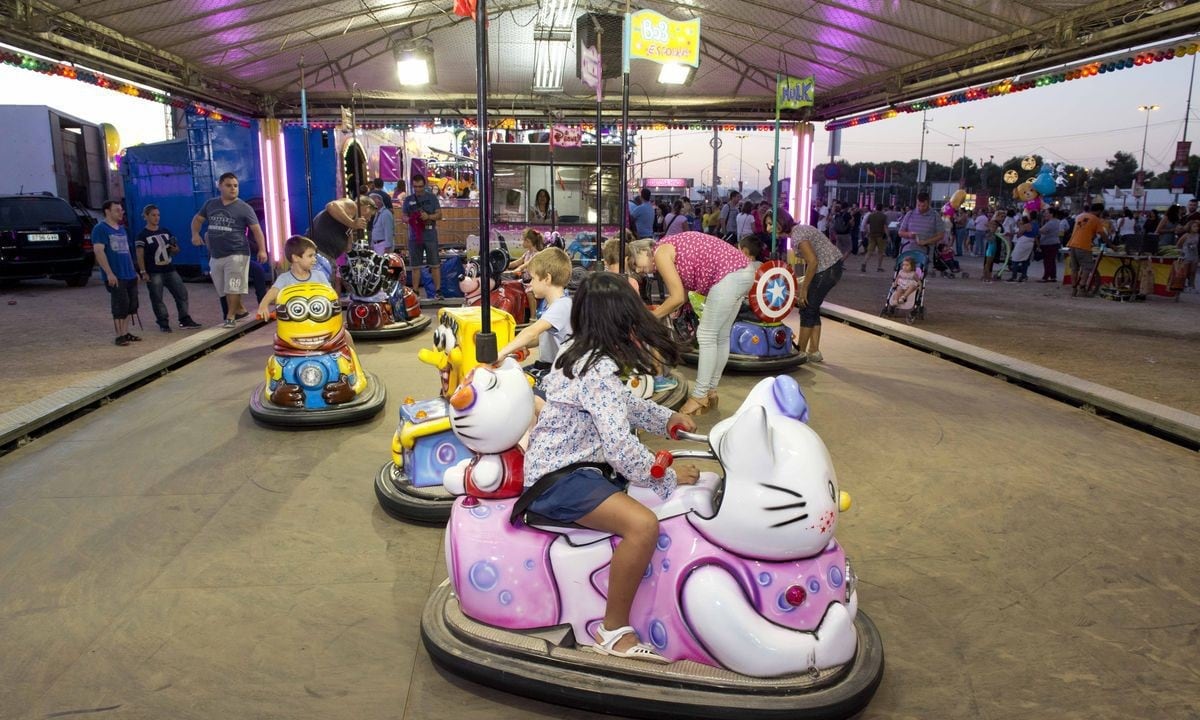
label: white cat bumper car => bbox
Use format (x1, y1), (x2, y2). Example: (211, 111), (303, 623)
(421, 375), (884, 719)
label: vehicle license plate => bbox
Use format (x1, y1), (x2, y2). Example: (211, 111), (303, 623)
(27, 233), (59, 243)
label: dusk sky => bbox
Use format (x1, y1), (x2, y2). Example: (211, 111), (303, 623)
(2, 42), (1197, 189)
(635, 52), (1199, 188)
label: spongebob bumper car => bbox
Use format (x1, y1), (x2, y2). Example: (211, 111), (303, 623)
(374, 305), (517, 523)
(250, 282), (386, 426)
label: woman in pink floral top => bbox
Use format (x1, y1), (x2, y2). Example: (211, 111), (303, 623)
(630, 231), (755, 416)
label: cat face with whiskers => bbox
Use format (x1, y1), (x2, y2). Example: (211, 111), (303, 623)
(692, 405), (840, 561)
(447, 358), (533, 454)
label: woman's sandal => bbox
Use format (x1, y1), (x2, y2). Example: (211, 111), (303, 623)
(706, 392), (719, 410)
(679, 397), (710, 416)
(592, 624), (670, 664)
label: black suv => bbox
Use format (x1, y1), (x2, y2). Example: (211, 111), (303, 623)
(0, 193), (95, 286)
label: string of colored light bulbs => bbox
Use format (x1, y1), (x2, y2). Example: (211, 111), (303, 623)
(826, 40), (1200, 132)
(0, 49), (251, 127)
(282, 119), (788, 133)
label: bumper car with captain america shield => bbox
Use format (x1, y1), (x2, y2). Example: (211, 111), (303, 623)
(373, 305), (518, 523)
(250, 282), (387, 426)
(677, 260), (807, 373)
(342, 236), (431, 340)
(421, 367), (882, 719)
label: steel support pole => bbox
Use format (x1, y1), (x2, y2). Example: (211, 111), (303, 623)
(474, 0), (496, 362)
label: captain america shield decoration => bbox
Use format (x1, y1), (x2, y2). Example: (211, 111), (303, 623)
(748, 260), (797, 323)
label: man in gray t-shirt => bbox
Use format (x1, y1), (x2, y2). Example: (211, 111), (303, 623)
(191, 172), (268, 327)
(897, 192), (944, 257)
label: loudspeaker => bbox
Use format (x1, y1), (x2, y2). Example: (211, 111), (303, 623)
(576, 13), (623, 80)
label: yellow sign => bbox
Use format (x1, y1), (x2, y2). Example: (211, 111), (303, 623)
(777, 75), (815, 111)
(623, 10), (700, 72)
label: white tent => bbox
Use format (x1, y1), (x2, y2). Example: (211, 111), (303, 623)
(1100, 188), (1194, 211)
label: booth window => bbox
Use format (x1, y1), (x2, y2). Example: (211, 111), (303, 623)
(492, 162), (620, 225)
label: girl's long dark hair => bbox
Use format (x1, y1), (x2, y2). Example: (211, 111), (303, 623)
(556, 272), (684, 380)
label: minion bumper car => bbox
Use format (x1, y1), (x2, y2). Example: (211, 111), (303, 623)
(250, 282), (386, 426)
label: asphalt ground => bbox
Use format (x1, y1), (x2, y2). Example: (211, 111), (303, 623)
(1, 302), (1197, 719)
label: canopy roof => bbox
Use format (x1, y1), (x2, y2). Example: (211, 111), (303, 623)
(2, 0), (1197, 122)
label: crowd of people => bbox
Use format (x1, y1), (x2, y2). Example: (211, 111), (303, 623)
(802, 194), (1199, 292)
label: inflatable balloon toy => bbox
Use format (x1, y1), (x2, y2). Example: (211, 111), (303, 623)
(249, 282), (386, 426)
(677, 258), (806, 372)
(1031, 163), (1058, 199)
(374, 305), (519, 523)
(1054, 164), (1069, 190)
(342, 234), (431, 340)
(942, 188), (967, 218)
(1012, 179), (1042, 213)
(422, 374), (883, 719)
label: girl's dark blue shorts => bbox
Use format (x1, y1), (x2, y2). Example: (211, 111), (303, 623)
(527, 466), (624, 523)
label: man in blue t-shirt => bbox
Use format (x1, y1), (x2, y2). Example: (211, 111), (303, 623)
(628, 188), (655, 238)
(191, 172), (268, 328)
(92, 200), (141, 346)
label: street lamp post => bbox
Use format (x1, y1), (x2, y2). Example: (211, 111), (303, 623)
(957, 125), (973, 186)
(946, 143), (960, 184)
(1137, 104), (1159, 211)
(736, 133), (748, 192)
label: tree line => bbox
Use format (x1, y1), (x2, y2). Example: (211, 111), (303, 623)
(811, 152), (1200, 199)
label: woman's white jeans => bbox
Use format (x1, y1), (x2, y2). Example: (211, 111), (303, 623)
(692, 265), (756, 398)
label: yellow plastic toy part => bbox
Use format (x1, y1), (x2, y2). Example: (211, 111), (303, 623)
(338, 347), (369, 394)
(274, 282), (345, 351)
(839, 491), (852, 512)
(398, 415), (453, 451)
(429, 306), (516, 395)
(418, 347), (449, 370)
(390, 430), (404, 468)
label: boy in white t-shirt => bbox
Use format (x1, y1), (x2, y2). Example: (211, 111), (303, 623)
(257, 235), (331, 320)
(497, 247), (573, 370)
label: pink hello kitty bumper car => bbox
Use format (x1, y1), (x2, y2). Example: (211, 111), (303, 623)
(421, 369), (883, 719)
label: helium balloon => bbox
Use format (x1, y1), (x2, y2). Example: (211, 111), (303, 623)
(1032, 163), (1057, 197)
(1003, 169), (1019, 184)
(1021, 156), (1038, 171)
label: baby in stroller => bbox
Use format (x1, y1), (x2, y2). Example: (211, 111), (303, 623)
(881, 252), (926, 323)
(932, 242), (968, 278)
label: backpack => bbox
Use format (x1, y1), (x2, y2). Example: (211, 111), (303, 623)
(664, 213), (687, 235)
(833, 212), (851, 235)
